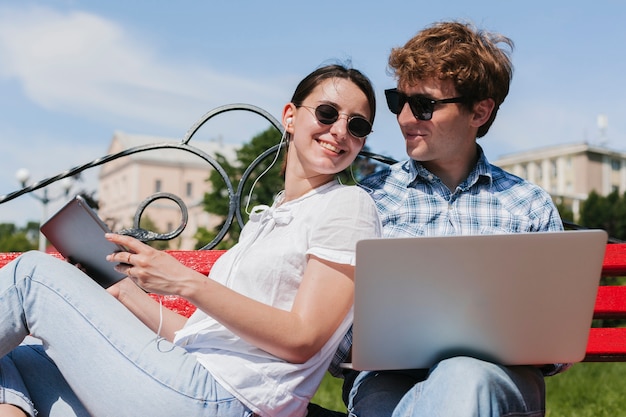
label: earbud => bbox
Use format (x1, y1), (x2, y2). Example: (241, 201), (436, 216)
(286, 117), (293, 125)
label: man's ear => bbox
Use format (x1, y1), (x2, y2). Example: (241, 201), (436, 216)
(470, 98), (496, 128)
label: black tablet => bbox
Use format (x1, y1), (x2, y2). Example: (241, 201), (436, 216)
(40, 195), (127, 288)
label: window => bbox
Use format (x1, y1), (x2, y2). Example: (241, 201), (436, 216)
(155, 179), (162, 192)
(186, 181), (193, 197)
(611, 159), (621, 171)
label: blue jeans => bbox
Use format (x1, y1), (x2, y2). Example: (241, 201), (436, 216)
(347, 357), (545, 417)
(0, 251), (255, 417)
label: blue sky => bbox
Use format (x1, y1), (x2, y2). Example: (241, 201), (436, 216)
(1, 1), (625, 225)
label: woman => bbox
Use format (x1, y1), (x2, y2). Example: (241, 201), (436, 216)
(0, 64), (381, 417)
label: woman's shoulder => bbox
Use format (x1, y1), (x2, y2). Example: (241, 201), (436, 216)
(310, 183), (382, 240)
(318, 184), (380, 225)
(321, 182), (374, 203)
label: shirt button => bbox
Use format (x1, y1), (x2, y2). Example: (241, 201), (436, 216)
(427, 174), (434, 181)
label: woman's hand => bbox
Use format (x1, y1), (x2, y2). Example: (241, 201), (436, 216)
(106, 276), (139, 302)
(104, 236), (191, 339)
(104, 233), (195, 295)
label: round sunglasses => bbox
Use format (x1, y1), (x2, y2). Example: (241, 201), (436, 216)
(385, 88), (467, 121)
(298, 104), (372, 139)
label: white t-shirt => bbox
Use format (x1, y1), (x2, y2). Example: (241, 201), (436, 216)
(173, 181), (381, 417)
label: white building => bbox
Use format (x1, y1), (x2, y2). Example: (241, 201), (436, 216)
(98, 131), (240, 249)
(493, 143), (626, 221)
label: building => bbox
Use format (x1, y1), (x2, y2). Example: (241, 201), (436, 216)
(98, 131), (240, 249)
(493, 142), (626, 221)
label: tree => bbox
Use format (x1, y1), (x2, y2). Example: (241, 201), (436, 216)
(555, 201), (574, 226)
(197, 127), (283, 249)
(0, 222), (39, 252)
(579, 190), (626, 241)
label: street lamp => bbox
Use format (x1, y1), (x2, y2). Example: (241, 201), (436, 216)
(15, 168), (74, 252)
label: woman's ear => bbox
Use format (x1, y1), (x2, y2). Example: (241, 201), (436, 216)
(282, 104), (296, 134)
(470, 98), (496, 128)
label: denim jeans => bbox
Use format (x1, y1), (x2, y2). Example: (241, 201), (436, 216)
(347, 357), (545, 417)
(0, 251), (255, 417)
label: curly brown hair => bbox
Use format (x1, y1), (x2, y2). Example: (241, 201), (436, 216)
(388, 21), (513, 138)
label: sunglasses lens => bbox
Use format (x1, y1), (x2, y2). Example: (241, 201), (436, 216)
(315, 104), (371, 138)
(348, 117), (372, 138)
(314, 105), (339, 125)
(385, 89), (435, 121)
(385, 89), (402, 115)
(409, 97), (432, 121)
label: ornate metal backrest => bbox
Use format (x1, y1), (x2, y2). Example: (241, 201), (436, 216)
(0, 104), (396, 249)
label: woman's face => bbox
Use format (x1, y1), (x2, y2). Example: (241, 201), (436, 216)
(285, 78), (371, 183)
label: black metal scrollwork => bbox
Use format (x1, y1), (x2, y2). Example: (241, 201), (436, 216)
(2, 104), (390, 249)
(117, 192), (188, 243)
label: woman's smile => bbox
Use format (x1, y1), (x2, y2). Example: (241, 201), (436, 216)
(317, 139), (344, 154)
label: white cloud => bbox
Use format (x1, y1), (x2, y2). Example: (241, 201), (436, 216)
(0, 5), (290, 137)
(0, 5), (298, 225)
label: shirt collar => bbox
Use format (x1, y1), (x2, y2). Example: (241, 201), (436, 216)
(406, 145), (494, 190)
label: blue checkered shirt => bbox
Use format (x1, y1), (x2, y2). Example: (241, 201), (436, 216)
(328, 146), (566, 377)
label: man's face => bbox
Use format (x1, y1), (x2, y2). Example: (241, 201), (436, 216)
(394, 78), (478, 167)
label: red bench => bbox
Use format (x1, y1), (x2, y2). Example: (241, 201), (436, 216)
(1, 244), (625, 361)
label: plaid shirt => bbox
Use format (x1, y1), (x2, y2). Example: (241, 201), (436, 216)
(328, 146), (566, 377)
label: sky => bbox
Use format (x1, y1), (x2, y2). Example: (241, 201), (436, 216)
(1, 0), (625, 226)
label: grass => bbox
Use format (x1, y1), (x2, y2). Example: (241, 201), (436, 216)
(311, 373), (345, 411)
(545, 362), (626, 416)
(311, 362), (626, 415)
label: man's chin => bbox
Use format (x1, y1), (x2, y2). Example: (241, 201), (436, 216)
(406, 144), (428, 161)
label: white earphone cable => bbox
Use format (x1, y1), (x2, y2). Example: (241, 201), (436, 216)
(244, 128), (288, 215)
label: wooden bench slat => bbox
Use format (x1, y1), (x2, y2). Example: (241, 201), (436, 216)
(585, 328), (626, 361)
(167, 250), (226, 276)
(601, 244), (626, 276)
(594, 286), (626, 319)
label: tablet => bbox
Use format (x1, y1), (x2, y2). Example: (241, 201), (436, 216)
(40, 195), (127, 288)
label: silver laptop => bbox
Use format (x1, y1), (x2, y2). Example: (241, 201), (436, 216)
(350, 230), (608, 371)
(40, 195), (128, 288)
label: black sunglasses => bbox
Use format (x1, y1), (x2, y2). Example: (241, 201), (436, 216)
(385, 88), (467, 121)
(298, 104), (372, 139)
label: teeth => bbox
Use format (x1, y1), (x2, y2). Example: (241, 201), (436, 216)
(319, 141), (341, 153)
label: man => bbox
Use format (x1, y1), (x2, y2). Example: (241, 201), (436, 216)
(342, 21), (564, 416)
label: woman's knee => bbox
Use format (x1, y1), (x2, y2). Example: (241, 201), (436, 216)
(9, 251), (51, 276)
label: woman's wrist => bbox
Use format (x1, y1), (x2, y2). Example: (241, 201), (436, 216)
(177, 271), (210, 301)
